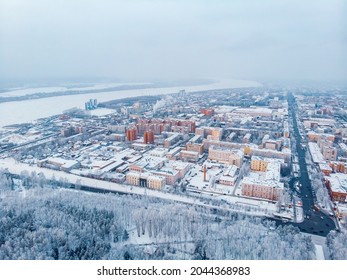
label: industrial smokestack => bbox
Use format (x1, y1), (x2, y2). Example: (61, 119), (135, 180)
(203, 165), (207, 182)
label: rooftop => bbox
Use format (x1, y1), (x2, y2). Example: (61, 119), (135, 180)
(327, 173), (347, 195)
(241, 176), (284, 189)
(308, 142), (325, 163)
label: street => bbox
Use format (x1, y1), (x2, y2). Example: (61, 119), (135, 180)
(280, 93), (337, 236)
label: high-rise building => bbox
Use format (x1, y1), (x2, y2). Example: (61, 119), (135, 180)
(126, 127), (137, 142)
(85, 98), (98, 110)
(144, 131), (154, 144)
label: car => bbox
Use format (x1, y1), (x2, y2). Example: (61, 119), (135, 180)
(313, 204), (320, 211)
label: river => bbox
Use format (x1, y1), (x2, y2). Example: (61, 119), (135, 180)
(0, 79), (260, 129)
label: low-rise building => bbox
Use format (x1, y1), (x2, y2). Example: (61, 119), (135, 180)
(126, 172), (166, 190)
(169, 160), (190, 178)
(243, 133), (251, 143)
(330, 161), (347, 174)
(322, 145), (337, 161)
(149, 148), (168, 158)
(151, 169), (179, 185)
(325, 174), (347, 203)
(218, 165), (238, 186)
(308, 142), (325, 163)
(164, 133), (180, 147)
(166, 147), (181, 160)
(251, 156), (268, 172)
(196, 126), (223, 140)
(264, 139), (279, 150)
(319, 163), (333, 176)
(250, 147), (291, 162)
(208, 146), (244, 167)
(308, 131), (319, 142)
(241, 156), (283, 201)
(129, 156), (165, 172)
(186, 142), (204, 154)
(241, 176), (284, 201)
(233, 107), (273, 118)
(38, 157), (80, 171)
(180, 150), (199, 162)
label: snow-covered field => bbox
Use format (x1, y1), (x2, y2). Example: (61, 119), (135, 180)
(88, 108), (116, 116)
(0, 79), (261, 129)
(0, 86), (69, 97)
(1, 133), (40, 145)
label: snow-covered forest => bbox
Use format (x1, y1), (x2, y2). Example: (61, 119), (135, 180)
(0, 170), (344, 260)
(326, 230), (347, 260)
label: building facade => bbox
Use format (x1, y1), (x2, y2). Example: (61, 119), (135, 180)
(126, 127), (137, 142)
(241, 179), (283, 201)
(144, 131), (155, 144)
(126, 172), (166, 190)
(208, 146), (243, 167)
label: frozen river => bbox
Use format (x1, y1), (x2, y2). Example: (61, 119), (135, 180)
(0, 79), (261, 129)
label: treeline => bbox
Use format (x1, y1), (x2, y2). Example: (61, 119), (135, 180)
(0, 169), (344, 260)
(0, 201), (119, 259)
(326, 230), (347, 260)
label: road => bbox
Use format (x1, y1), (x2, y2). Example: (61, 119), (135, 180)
(280, 93), (337, 236)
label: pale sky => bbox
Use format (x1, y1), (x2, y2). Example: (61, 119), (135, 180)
(0, 0), (346, 84)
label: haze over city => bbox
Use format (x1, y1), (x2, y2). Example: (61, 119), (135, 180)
(0, 0), (346, 85)
(0, 0), (347, 265)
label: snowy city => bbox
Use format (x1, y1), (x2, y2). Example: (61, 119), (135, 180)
(0, 0), (346, 269)
(0, 82), (346, 260)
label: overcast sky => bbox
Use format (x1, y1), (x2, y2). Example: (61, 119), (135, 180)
(0, 0), (346, 84)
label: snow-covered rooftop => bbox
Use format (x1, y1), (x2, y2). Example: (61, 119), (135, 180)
(327, 173), (347, 194)
(308, 142), (325, 163)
